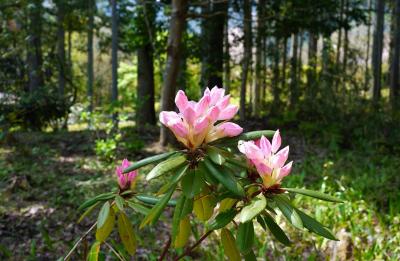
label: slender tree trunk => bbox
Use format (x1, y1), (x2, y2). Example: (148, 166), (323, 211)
(87, 0), (94, 115)
(297, 32), (304, 89)
(239, 0), (252, 120)
(390, 0), (400, 109)
(56, 2), (65, 97)
(364, 0), (373, 94)
(336, 0), (345, 82)
(342, 0), (349, 92)
(111, 0), (119, 128)
(223, 10), (231, 93)
(67, 25), (73, 85)
(281, 37), (288, 91)
(160, 0), (188, 146)
(27, 0), (43, 92)
(307, 32), (318, 100)
(290, 33), (299, 108)
(372, 0), (385, 104)
(272, 38), (281, 112)
(252, 0), (265, 117)
(200, 0), (228, 89)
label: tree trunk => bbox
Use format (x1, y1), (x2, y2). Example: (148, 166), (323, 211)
(335, 0), (345, 88)
(56, 2), (66, 97)
(272, 38), (281, 112)
(281, 37), (288, 91)
(223, 10), (231, 93)
(372, 0), (385, 104)
(160, 0), (188, 146)
(342, 0), (349, 92)
(27, 0), (43, 92)
(200, 0), (228, 89)
(390, 0), (400, 109)
(297, 32), (304, 88)
(290, 33), (299, 108)
(364, 0), (373, 94)
(306, 32), (318, 100)
(252, 0), (265, 118)
(111, 0), (119, 128)
(87, 0), (94, 115)
(239, 0), (252, 121)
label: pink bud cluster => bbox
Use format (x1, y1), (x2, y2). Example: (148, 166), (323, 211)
(160, 87), (243, 150)
(116, 159), (138, 190)
(238, 130), (293, 188)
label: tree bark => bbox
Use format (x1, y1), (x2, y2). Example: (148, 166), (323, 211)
(252, 0), (265, 118)
(372, 0), (385, 104)
(111, 0), (119, 128)
(289, 33), (299, 108)
(239, 0), (252, 121)
(281, 37), (288, 91)
(160, 0), (188, 146)
(306, 32), (318, 101)
(364, 0), (373, 94)
(390, 0), (400, 109)
(56, 2), (66, 97)
(200, 0), (228, 90)
(27, 0), (43, 92)
(87, 0), (94, 115)
(272, 38), (281, 111)
(223, 10), (231, 94)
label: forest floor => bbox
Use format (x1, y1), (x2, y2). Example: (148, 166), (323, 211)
(0, 123), (399, 260)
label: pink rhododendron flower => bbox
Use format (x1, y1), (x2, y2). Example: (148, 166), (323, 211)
(238, 130), (293, 188)
(116, 159), (138, 190)
(160, 87), (243, 149)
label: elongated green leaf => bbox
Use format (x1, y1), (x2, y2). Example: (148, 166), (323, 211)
(146, 155), (187, 181)
(127, 201), (150, 215)
(79, 192), (115, 211)
(140, 185), (176, 228)
(274, 195), (303, 229)
(181, 169), (204, 198)
(256, 215), (267, 230)
(203, 159), (245, 197)
(283, 188), (343, 203)
(221, 228), (241, 261)
(87, 241), (101, 261)
(135, 194), (176, 206)
(172, 196), (185, 242)
(213, 130), (276, 145)
(115, 195), (125, 211)
(173, 216), (191, 248)
(96, 208), (115, 242)
(117, 212), (137, 255)
(123, 151), (177, 173)
(193, 193), (215, 222)
(236, 221), (254, 254)
(238, 194), (266, 223)
(296, 209), (338, 240)
(97, 202), (110, 229)
(78, 201), (100, 224)
(207, 208), (237, 230)
(207, 146), (226, 165)
(263, 213), (291, 246)
(243, 250), (257, 261)
(225, 157), (248, 169)
(200, 161), (219, 185)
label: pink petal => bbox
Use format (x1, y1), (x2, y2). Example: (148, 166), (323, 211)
(216, 95), (230, 110)
(272, 146), (289, 168)
(254, 161), (273, 176)
(175, 90), (188, 112)
(118, 174), (127, 188)
(238, 141), (264, 160)
(168, 118), (188, 137)
(159, 111), (180, 126)
(210, 86), (225, 105)
(278, 161), (293, 179)
(218, 105), (239, 121)
(271, 130), (281, 153)
(121, 159), (130, 169)
(182, 105), (196, 125)
(195, 94), (211, 116)
(259, 135), (272, 156)
(194, 116), (210, 135)
(207, 106), (220, 123)
(217, 122), (243, 137)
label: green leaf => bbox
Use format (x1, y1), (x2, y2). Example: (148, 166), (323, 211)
(97, 201), (110, 229)
(283, 188), (343, 203)
(117, 212), (137, 255)
(203, 159), (245, 197)
(172, 196), (185, 242)
(135, 194), (176, 206)
(207, 208), (237, 230)
(274, 195), (303, 229)
(96, 208), (115, 242)
(127, 201), (150, 215)
(123, 151), (177, 173)
(221, 228), (241, 261)
(181, 169), (204, 198)
(78, 201), (100, 224)
(79, 192), (115, 211)
(243, 250), (257, 261)
(238, 194), (266, 223)
(115, 195), (125, 211)
(296, 209), (338, 240)
(207, 146), (226, 165)
(140, 185), (176, 228)
(87, 241), (101, 261)
(263, 212), (291, 246)
(236, 221), (254, 254)
(256, 215), (267, 230)
(213, 130), (276, 145)
(193, 193), (215, 222)
(146, 155), (187, 181)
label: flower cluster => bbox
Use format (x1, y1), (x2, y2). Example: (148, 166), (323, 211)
(116, 159), (138, 190)
(160, 87), (243, 150)
(238, 130), (293, 188)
